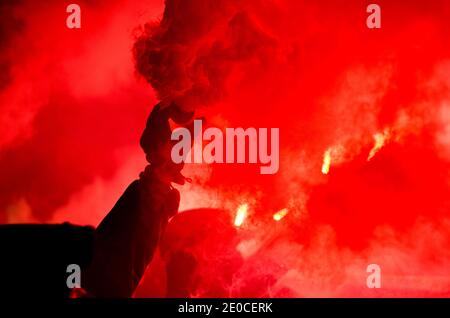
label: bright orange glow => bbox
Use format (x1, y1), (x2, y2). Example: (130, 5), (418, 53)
(368, 129), (391, 161)
(321, 149), (331, 175)
(234, 204), (248, 227)
(273, 208), (289, 221)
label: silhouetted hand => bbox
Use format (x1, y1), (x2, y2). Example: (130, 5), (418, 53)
(140, 102), (194, 185)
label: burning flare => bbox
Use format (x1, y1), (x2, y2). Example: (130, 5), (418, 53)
(368, 129), (391, 161)
(273, 208), (289, 221)
(234, 204), (248, 227)
(321, 149), (332, 175)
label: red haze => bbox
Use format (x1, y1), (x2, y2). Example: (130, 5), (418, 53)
(1, 0), (450, 297)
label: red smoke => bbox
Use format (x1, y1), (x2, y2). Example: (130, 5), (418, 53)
(2, 0), (450, 297)
(0, 0), (163, 224)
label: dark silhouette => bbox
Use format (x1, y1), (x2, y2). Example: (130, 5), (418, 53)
(160, 208), (242, 297)
(0, 103), (192, 298)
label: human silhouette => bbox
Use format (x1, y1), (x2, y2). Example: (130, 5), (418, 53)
(0, 103), (193, 298)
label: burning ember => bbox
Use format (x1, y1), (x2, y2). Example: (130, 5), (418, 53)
(273, 208), (289, 221)
(321, 149), (332, 175)
(368, 129), (391, 161)
(234, 204), (248, 227)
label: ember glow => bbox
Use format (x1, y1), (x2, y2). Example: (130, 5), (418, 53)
(273, 208), (289, 222)
(368, 129), (391, 161)
(321, 149), (332, 175)
(234, 204), (248, 227)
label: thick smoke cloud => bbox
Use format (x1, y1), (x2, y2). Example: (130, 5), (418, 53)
(133, 0), (450, 297)
(0, 0), (164, 223)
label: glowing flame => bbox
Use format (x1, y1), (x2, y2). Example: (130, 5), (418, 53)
(273, 208), (289, 221)
(321, 149), (331, 175)
(234, 204), (248, 227)
(368, 129), (390, 161)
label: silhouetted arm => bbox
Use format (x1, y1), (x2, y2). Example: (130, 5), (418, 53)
(83, 167), (179, 297)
